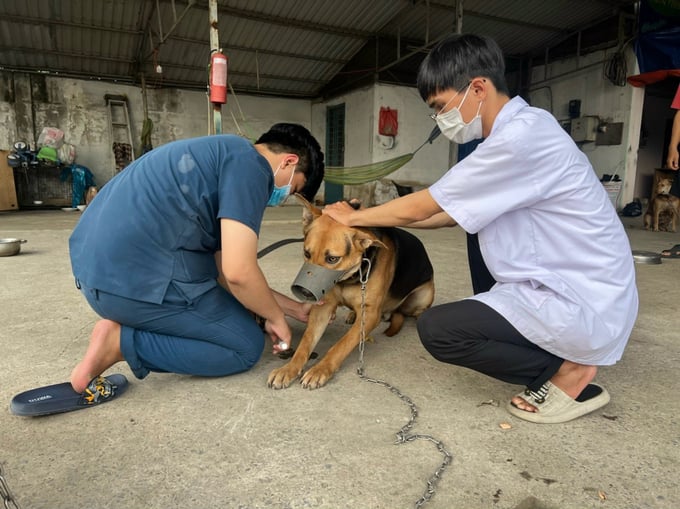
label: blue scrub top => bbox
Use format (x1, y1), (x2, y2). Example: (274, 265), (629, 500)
(70, 135), (273, 304)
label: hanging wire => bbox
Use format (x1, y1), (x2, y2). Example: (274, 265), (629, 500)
(603, 50), (627, 87)
(603, 37), (635, 87)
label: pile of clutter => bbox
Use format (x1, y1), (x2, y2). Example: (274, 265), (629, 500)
(6, 141), (38, 169)
(6, 127), (77, 168)
(6, 127), (97, 209)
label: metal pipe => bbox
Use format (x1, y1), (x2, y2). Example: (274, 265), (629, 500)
(209, 0), (221, 135)
(455, 0), (463, 34)
(528, 59), (608, 89)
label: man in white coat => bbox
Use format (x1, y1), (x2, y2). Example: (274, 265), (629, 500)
(323, 33), (638, 424)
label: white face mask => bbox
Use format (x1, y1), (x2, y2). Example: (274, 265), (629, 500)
(434, 86), (483, 144)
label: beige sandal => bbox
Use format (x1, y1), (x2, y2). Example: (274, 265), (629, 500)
(507, 381), (610, 424)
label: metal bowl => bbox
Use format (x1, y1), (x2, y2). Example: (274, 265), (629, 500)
(632, 250), (661, 265)
(0, 238), (27, 257)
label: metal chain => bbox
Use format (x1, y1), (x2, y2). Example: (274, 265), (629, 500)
(355, 258), (452, 509)
(0, 465), (21, 509)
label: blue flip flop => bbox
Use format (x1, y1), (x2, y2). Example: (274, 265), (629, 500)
(10, 374), (128, 417)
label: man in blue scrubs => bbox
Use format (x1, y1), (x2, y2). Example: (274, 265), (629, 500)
(69, 123), (324, 396)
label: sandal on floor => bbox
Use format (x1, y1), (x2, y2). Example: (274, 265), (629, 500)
(660, 244), (680, 259)
(506, 381), (610, 424)
(10, 374), (129, 417)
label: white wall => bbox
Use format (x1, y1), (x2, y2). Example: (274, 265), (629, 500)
(311, 86), (377, 202)
(311, 82), (452, 203)
(0, 72), (312, 189)
(373, 83), (452, 184)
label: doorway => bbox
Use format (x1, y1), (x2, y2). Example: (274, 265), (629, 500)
(635, 77), (679, 201)
(325, 103), (345, 204)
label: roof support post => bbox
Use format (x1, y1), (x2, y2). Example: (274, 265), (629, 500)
(209, 0), (222, 135)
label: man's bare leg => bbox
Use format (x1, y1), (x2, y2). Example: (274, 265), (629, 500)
(510, 361), (598, 413)
(70, 319), (125, 393)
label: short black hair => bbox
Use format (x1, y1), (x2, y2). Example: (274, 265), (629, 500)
(417, 33), (510, 101)
(255, 123), (325, 202)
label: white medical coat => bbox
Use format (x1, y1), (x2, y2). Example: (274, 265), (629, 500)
(429, 97), (638, 365)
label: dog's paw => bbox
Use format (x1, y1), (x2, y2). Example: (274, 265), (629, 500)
(267, 366), (301, 389)
(300, 364), (335, 389)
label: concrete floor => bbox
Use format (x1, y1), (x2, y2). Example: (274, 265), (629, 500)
(0, 205), (679, 509)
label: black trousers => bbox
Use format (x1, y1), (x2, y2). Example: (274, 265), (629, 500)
(416, 233), (563, 392)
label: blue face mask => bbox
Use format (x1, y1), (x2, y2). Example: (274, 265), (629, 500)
(266, 163), (295, 207)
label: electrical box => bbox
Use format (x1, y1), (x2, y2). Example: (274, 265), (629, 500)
(570, 116), (598, 142)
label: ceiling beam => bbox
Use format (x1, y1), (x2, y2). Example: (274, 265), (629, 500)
(0, 12), (348, 69)
(424, 1), (569, 33)
(1, 46), (326, 85)
(0, 14), (142, 35)
(187, 1), (373, 39)
(0, 46), (137, 65)
(161, 34), (349, 65)
(0, 63), (319, 97)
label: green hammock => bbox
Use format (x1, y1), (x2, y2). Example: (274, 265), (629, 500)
(323, 126), (441, 185)
(324, 153), (414, 185)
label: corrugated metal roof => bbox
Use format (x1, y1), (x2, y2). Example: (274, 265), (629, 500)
(0, 0), (637, 98)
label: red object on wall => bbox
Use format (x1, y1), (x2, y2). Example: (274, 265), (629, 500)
(209, 52), (228, 104)
(379, 107), (398, 136)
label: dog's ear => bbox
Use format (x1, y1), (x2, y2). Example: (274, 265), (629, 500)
(294, 193), (322, 229)
(353, 230), (387, 251)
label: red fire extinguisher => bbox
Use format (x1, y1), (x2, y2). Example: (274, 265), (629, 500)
(209, 51), (228, 104)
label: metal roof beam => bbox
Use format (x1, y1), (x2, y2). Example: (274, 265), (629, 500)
(0, 14), (142, 35)
(186, 0), (373, 39)
(0, 13), (349, 66)
(0, 63), (318, 97)
(0, 46), (326, 84)
(418, 0), (635, 34)
(0, 46), (136, 65)
(167, 35), (349, 65)
(420, 1), (570, 33)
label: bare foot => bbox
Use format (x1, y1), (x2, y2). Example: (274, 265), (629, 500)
(511, 361), (598, 413)
(70, 319), (124, 392)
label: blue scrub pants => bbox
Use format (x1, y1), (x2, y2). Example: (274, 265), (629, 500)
(79, 282), (265, 380)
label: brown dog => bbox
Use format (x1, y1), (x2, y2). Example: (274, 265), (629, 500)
(644, 177), (680, 232)
(267, 196), (435, 389)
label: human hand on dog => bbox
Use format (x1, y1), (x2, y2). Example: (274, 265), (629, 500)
(322, 200), (357, 226)
(296, 300), (326, 323)
(272, 289), (324, 324)
(263, 317), (293, 354)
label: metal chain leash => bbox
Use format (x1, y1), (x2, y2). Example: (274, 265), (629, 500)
(355, 258), (452, 509)
(0, 465), (21, 509)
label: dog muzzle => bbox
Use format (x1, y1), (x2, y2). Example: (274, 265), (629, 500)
(291, 262), (347, 302)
